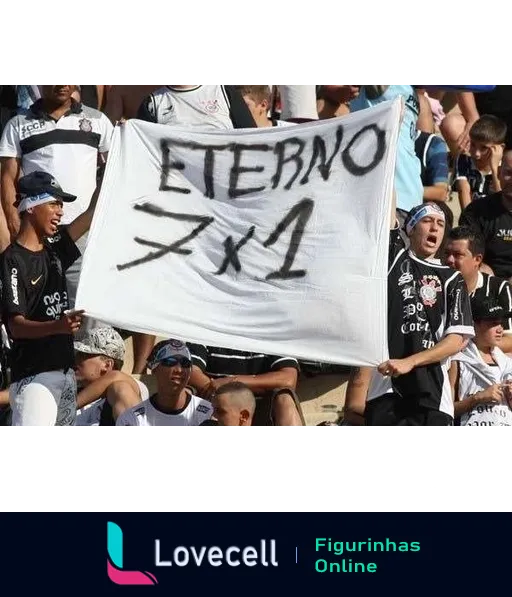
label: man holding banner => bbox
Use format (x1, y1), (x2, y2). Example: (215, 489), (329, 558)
(366, 203), (475, 426)
(127, 84), (257, 376)
(76, 97), (403, 409)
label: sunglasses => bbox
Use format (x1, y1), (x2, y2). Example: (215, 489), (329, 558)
(157, 357), (192, 369)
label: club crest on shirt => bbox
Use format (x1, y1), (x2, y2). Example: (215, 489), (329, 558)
(79, 118), (92, 133)
(419, 275), (442, 307)
(202, 99), (220, 114)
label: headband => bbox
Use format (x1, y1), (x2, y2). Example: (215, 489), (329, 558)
(18, 193), (60, 213)
(147, 340), (191, 371)
(405, 203), (445, 237)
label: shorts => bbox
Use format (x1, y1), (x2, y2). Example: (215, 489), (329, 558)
(365, 394), (453, 427)
(9, 369), (77, 426)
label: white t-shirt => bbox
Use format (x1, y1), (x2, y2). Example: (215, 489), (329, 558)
(76, 379), (149, 426)
(0, 100), (113, 224)
(116, 393), (213, 426)
(138, 86), (235, 130)
(454, 341), (512, 426)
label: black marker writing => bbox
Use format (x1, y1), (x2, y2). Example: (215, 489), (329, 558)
(203, 146), (217, 199)
(159, 124), (387, 200)
(229, 144), (270, 199)
(216, 226), (256, 275)
(271, 138), (306, 190)
(341, 124), (386, 176)
(300, 126), (344, 185)
(160, 140), (190, 194)
(160, 139), (229, 199)
(117, 203), (214, 271)
(264, 198), (314, 280)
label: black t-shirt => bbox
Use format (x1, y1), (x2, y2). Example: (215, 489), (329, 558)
(1, 228), (80, 382)
(187, 344), (299, 398)
(454, 153), (493, 201)
(369, 229), (474, 413)
(459, 193), (512, 279)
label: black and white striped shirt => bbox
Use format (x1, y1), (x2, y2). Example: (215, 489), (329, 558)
(0, 99), (113, 223)
(187, 344), (299, 383)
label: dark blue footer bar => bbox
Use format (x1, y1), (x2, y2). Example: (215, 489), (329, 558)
(0, 513), (507, 595)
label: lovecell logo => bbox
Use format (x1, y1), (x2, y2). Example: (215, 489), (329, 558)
(107, 522), (278, 585)
(107, 522), (158, 586)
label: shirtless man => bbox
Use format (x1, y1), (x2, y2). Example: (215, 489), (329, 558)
(75, 326), (147, 426)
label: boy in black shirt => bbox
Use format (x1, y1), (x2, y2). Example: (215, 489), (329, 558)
(366, 202), (475, 426)
(453, 115), (507, 209)
(1, 171), (97, 426)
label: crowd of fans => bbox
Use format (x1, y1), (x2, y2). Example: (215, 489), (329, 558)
(0, 84), (511, 427)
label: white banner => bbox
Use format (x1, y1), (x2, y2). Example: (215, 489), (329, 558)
(77, 99), (401, 366)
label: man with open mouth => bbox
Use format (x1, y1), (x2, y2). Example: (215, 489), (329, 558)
(0, 170), (98, 426)
(365, 202), (475, 426)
